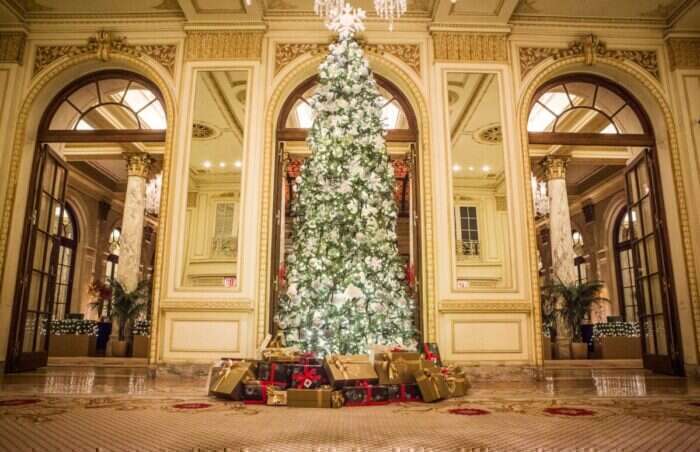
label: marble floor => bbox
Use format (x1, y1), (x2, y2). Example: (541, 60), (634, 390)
(1, 366), (699, 451)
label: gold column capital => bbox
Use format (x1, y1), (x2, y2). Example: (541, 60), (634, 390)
(541, 156), (568, 181)
(124, 152), (153, 178)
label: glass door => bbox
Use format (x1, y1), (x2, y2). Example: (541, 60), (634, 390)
(6, 144), (69, 372)
(624, 148), (682, 375)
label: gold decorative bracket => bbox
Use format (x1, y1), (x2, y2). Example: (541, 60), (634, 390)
(519, 34), (659, 80)
(0, 32), (26, 64)
(33, 31), (177, 76)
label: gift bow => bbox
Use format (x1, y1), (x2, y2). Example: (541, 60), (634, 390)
(420, 369), (441, 398)
(328, 356), (350, 380)
(331, 391), (344, 408)
(293, 366), (321, 389)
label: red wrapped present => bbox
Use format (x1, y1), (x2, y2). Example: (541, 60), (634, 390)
(257, 361), (293, 389)
(242, 381), (275, 405)
(342, 381), (390, 406)
(386, 384), (422, 403)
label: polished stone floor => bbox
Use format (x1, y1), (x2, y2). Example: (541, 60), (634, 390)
(1, 365), (698, 399)
(1, 366), (699, 451)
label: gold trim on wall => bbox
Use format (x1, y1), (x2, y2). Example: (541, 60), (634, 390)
(0, 32), (26, 64)
(439, 302), (533, 313)
(274, 42), (421, 76)
(432, 32), (508, 63)
(34, 31), (178, 76)
(667, 38), (700, 70)
(0, 50), (177, 369)
(258, 53), (437, 346)
(519, 34), (660, 80)
(517, 54), (700, 365)
(185, 31), (264, 61)
(160, 301), (254, 311)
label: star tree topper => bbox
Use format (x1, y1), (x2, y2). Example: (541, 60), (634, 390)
(327, 3), (366, 39)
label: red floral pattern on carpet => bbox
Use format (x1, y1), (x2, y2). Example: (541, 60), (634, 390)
(544, 407), (595, 417)
(171, 402), (212, 410)
(0, 399), (42, 407)
(449, 408), (490, 416)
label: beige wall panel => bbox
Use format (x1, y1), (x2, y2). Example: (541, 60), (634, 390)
(440, 312), (530, 362)
(161, 311), (252, 361)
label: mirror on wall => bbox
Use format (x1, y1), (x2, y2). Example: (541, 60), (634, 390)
(180, 70), (248, 288)
(446, 72), (512, 290)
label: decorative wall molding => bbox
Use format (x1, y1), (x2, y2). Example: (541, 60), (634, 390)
(667, 38), (700, 70)
(185, 31), (264, 61)
(0, 32), (26, 64)
(274, 41), (421, 76)
(160, 300), (254, 311)
(519, 34), (659, 80)
(439, 302), (533, 313)
(34, 31), (177, 76)
(432, 32), (508, 63)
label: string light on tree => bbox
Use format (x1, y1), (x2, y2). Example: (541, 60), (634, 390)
(275, 5), (418, 354)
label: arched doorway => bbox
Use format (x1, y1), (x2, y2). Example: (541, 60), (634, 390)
(53, 204), (79, 320)
(529, 74), (682, 375)
(268, 74), (422, 335)
(5, 70), (166, 372)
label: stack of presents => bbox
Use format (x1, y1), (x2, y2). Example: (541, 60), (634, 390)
(207, 335), (470, 408)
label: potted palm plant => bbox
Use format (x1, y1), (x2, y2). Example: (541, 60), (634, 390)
(97, 279), (150, 357)
(548, 279), (607, 359)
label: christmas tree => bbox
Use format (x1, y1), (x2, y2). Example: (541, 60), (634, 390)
(275, 6), (418, 355)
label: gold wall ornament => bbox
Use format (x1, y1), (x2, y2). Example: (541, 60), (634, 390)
(274, 41), (421, 76)
(519, 34), (659, 80)
(432, 32), (508, 63)
(33, 31), (177, 76)
(667, 38), (700, 70)
(124, 152), (154, 178)
(185, 31), (264, 61)
(0, 32), (26, 64)
(541, 156), (568, 181)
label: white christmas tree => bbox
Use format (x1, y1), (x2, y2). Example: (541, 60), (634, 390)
(275, 5), (418, 355)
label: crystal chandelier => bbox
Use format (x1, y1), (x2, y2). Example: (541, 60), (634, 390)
(531, 174), (549, 218)
(314, 0), (348, 19)
(373, 0), (406, 31)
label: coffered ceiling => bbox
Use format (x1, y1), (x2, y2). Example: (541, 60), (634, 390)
(0, 0), (696, 29)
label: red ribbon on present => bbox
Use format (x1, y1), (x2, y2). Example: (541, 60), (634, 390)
(423, 343), (438, 364)
(358, 380), (373, 404)
(406, 263), (415, 288)
(260, 362), (288, 388)
(292, 366), (321, 389)
(277, 263), (286, 288)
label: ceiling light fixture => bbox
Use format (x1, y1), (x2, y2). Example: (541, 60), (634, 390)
(452, 164), (461, 172)
(219, 162), (226, 168)
(373, 0), (407, 31)
(203, 160), (212, 169)
(481, 164), (491, 173)
(234, 160), (242, 168)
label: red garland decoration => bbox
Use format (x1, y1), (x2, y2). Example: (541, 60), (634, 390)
(0, 399), (41, 407)
(544, 407), (595, 417)
(172, 402), (212, 410)
(278, 263), (287, 288)
(292, 366), (321, 389)
(449, 407), (490, 416)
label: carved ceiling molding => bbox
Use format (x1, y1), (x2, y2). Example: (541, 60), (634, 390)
(185, 31), (264, 61)
(667, 38), (700, 70)
(33, 31), (177, 77)
(432, 32), (508, 63)
(519, 34), (659, 80)
(0, 32), (26, 64)
(275, 41), (421, 76)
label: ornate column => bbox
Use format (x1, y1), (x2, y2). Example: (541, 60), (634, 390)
(117, 152), (153, 291)
(542, 157), (577, 358)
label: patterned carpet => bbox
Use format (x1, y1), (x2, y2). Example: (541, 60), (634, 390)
(1, 395), (700, 451)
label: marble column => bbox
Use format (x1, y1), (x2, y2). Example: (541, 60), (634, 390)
(542, 157), (577, 357)
(108, 152), (151, 355)
(117, 152), (153, 291)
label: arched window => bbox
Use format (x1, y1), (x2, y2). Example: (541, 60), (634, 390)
(40, 70), (166, 143)
(614, 208), (638, 322)
(53, 205), (78, 319)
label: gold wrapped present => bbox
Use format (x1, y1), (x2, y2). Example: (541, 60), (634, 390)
(324, 355), (378, 386)
(414, 369), (450, 403)
(287, 388), (333, 408)
(374, 351), (425, 385)
(208, 360), (256, 399)
(261, 347), (301, 363)
(266, 388), (288, 406)
(443, 366), (470, 398)
(331, 390), (344, 409)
